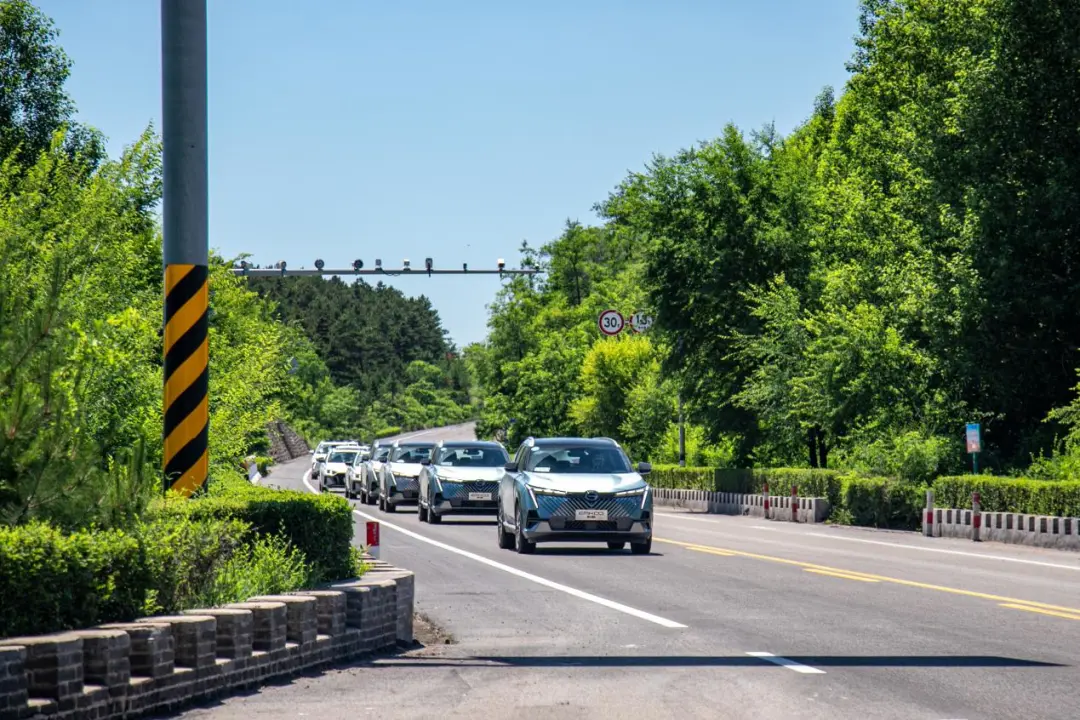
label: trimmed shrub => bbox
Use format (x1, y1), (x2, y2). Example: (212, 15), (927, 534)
(932, 475), (1080, 517)
(648, 465), (715, 491)
(154, 474), (355, 583)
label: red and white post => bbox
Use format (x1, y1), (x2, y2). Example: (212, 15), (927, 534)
(923, 489), (934, 537)
(790, 485), (798, 523)
(763, 483), (770, 520)
(366, 520), (381, 560)
(972, 491), (981, 543)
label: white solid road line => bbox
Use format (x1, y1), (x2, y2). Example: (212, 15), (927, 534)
(301, 472), (688, 630)
(656, 511), (1080, 572)
(745, 652), (825, 675)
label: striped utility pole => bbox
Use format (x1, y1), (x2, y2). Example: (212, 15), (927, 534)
(161, 0), (209, 496)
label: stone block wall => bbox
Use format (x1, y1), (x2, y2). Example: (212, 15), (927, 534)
(0, 563), (414, 720)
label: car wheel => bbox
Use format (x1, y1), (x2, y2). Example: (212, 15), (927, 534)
(607, 541), (626, 550)
(496, 507), (515, 550)
(378, 495), (385, 511)
(368, 491), (377, 506)
(385, 499), (396, 513)
(630, 538), (652, 555)
(514, 506), (535, 555)
(429, 508), (442, 524)
(418, 503), (428, 522)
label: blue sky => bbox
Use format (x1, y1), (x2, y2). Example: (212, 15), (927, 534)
(39, 0), (859, 347)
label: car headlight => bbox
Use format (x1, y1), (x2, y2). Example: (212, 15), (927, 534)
(614, 486), (647, 497)
(528, 485), (568, 496)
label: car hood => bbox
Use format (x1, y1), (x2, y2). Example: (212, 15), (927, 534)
(434, 466), (504, 483)
(389, 462), (423, 478)
(323, 462), (349, 473)
(523, 472), (646, 493)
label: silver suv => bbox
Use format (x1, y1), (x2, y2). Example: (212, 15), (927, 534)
(417, 440), (509, 523)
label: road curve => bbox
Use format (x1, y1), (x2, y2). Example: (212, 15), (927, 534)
(187, 427), (1080, 719)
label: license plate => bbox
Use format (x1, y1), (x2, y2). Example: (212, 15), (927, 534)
(468, 492), (492, 501)
(575, 509), (608, 521)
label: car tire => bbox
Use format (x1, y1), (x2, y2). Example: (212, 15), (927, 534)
(418, 503), (428, 522)
(429, 509), (442, 524)
(630, 538), (652, 555)
(385, 499), (396, 513)
(368, 491), (377, 506)
(514, 506), (535, 555)
(607, 541), (626, 550)
(378, 495), (385, 511)
(496, 509), (515, 550)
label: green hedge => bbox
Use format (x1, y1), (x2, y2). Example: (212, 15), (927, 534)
(932, 475), (1080, 517)
(0, 514), (251, 638)
(1, 471), (358, 639)
(649, 465), (922, 530)
(155, 476), (355, 583)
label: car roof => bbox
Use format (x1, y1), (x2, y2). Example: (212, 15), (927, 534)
(525, 437), (619, 448)
(437, 440), (506, 450)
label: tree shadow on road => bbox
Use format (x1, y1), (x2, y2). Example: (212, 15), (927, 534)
(369, 654), (1066, 669)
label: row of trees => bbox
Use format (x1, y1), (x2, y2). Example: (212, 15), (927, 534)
(0, 0), (469, 528)
(470, 0), (1080, 483)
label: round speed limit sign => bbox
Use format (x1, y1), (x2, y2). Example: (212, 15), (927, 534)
(597, 309), (625, 336)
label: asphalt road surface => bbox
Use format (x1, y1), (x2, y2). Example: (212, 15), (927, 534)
(178, 422), (1080, 719)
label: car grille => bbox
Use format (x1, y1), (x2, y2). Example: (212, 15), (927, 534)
(439, 480), (499, 499)
(393, 476), (419, 493)
(536, 494), (642, 519)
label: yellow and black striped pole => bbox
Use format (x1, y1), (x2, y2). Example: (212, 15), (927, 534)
(162, 0), (208, 496)
(163, 265), (209, 495)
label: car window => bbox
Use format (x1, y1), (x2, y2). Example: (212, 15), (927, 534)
(526, 445), (632, 473)
(436, 447), (509, 467)
(375, 449), (390, 462)
(328, 451), (358, 464)
(391, 445), (433, 462)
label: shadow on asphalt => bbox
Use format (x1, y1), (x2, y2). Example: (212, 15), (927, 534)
(372, 654), (1066, 669)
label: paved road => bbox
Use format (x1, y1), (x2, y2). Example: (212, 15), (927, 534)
(186, 422), (1080, 719)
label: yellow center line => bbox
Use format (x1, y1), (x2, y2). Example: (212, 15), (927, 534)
(804, 568), (880, 583)
(686, 546), (736, 557)
(999, 604), (1080, 621)
(655, 536), (1080, 615)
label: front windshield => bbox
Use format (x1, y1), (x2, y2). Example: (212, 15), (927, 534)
(375, 449), (390, 462)
(526, 445), (632, 474)
(436, 446), (509, 467)
(328, 451), (358, 464)
(391, 445), (433, 463)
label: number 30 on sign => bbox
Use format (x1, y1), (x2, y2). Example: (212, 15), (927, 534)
(598, 309), (625, 336)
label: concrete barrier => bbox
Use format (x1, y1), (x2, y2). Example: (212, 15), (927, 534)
(652, 487), (830, 523)
(927, 506), (1080, 551)
(0, 560), (414, 719)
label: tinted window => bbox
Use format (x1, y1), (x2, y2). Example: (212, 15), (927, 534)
(436, 446), (509, 467)
(391, 445), (433, 462)
(328, 451), (358, 464)
(526, 445), (632, 474)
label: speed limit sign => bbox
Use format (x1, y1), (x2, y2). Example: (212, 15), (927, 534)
(598, 309), (625, 336)
(630, 312), (654, 333)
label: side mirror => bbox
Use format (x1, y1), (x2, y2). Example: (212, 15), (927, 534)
(420, 458), (431, 466)
(504, 462), (518, 472)
(636, 461), (652, 475)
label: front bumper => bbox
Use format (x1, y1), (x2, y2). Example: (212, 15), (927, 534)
(431, 480), (499, 515)
(322, 473), (346, 489)
(522, 493), (652, 543)
(387, 476), (420, 505)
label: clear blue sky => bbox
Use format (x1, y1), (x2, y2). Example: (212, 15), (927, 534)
(39, 0), (859, 347)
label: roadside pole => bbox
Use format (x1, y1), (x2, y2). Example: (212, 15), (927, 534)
(161, 0), (209, 497)
(678, 394), (686, 467)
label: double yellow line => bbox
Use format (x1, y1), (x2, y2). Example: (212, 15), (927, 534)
(656, 537), (1080, 622)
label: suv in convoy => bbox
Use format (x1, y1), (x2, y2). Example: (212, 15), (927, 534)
(497, 436), (653, 555)
(349, 440), (389, 503)
(312, 440), (357, 476)
(417, 440), (510, 523)
(318, 445), (361, 492)
(377, 441), (434, 512)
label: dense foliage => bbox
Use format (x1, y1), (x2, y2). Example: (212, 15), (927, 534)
(250, 275), (474, 442)
(472, 0), (1080, 487)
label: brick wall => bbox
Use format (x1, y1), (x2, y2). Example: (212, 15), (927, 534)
(0, 562), (413, 720)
